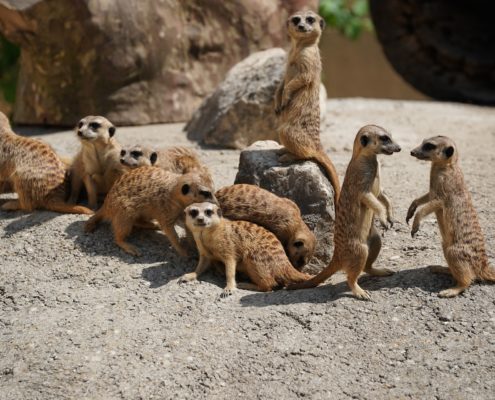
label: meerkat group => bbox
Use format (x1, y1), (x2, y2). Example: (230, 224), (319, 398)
(1, 9), (493, 300)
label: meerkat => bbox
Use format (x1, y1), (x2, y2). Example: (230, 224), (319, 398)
(407, 136), (495, 297)
(215, 184), (316, 269)
(274, 10), (340, 203)
(287, 125), (401, 300)
(179, 202), (312, 297)
(84, 166), (216, 257)
(68, 116), (121, 209)
(0, 111), (92, 214)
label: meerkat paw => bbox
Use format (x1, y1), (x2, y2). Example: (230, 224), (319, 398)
(406, 202), (417, 224)
(179, 272), (197, 283)
(438, 286), (465, 298)
(352, 286), (372, 301)
(117, 242), (141, 257)
(219, 287), (236, 299)
(1, 200), (21, 211)
(411, 222), (420, 238)
(366, 267), (394, 277)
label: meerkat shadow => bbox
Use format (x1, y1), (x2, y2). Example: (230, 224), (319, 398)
(1, 210), (60, 237)
(64, 219), (182, 265)
(141, 257), (200, 288)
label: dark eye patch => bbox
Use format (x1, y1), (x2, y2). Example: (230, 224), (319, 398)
(189, 209), (199, 218)
(291, 16), (301, 25)
(130, 150), (142, 158)
(120, 149), (126, 157)
(306, 16), (315, 24)
(205, 209), (213, 217)
(294, 241), (304, 248)
(89, 122), (101, 130)
(422, 143), (436, 151)
(379, 135), (390, 143)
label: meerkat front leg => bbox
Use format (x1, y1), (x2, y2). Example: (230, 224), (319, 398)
(410, 199), (443, 237)
(378, 190), (395, 226)
(279, 74), (311, 111)
(180, 255), (211, 283)
(83, 174), (98, 210)
(220, 258), (237, 298)
(361, 192), (389, 229)
(159, 222), (188, 257)
(274, 81), (284, 114)
(406, 193), (430, 224)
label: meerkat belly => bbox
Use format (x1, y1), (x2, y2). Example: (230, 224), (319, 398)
(360, 207), (374, 243)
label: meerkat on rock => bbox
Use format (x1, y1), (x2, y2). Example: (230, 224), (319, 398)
(180, 202), (311, 297)
(275, 10), (340, 203)
(407, 136), (495, 297)
(215, 184), (316, 269)
(69, 116), (122, 210)
(84, 166), (215, 257)
(0, 112), (92, 214)
(288, 125), (401, 300)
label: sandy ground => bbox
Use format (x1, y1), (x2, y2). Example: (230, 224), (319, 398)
(1, 98), (494, 400)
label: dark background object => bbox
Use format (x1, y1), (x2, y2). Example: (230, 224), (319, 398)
(370, 0), (495, 105)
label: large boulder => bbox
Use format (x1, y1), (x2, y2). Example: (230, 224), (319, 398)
(0, 0), (317, 126)
(235, 140), (335, 273)
(185, 48), (328, 149)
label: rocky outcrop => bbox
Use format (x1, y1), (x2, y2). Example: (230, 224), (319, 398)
(186, 48), (327, 149)
(235, 140), (335, 273)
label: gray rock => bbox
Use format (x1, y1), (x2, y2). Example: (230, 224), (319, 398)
(185, 48), (327, 149)
(234, 140), (335, 273)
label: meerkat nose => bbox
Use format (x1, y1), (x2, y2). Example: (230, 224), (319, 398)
(298, 25), (305, 31)
(196, 216), (205, 223)
(77, 130), (83, 136)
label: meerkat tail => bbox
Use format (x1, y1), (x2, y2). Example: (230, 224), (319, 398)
(287, 258), (340, 290)
(480, 264), (495, 282)
(312, 152), (341, 203)
(280, 267), (312, 286)
(45, 201), (93, 215)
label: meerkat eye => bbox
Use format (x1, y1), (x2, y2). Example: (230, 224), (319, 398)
(130, 150), (142, 158)
(293, 241), (304, 248)
(120, 149), (126, 157)
(89, 122), (101, 130)
(189, 209), (199, 218)
(291, 16), (301, 25)
(78, 121), (83, 128)
(379, 135), (390, 143)
(422, 143), (436, 151)
(306, 16), (315, 24)
(205, 209), (213, 217)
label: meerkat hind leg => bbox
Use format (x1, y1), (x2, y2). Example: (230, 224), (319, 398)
(112, 217), (141, 257)
(429, 265), (452, 275)
(236, 282), (264, 292)
(1, 199), (22, 211)
(347, 246), (372, 301)
(364, 227), (394, 277)
(438, 247), (474, 298)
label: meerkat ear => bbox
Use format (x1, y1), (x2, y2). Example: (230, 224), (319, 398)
(216, 207), (223, 218)
(444, 146), (454, 158)
(319, 17), (326, 30)
(109, 126), (116, 137)
(181, 184), (190, 195)
(360, 135), (369, 147)
(150, 152), (158, 165)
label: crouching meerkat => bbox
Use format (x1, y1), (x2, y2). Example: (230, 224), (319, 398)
(84, 166), (215, 257)
(288, 125), (401, 300)
(180, 202), (311, 297)
(407, 136), (495, 297)
(275, 10), (340, 203)
(69, 116), (122, 209)
(0, 111), (92, 214)
(215, 184), (316, 269)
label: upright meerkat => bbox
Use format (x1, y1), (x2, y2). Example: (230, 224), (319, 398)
(275, 10), (340, 203)
(69, 116), (121, 209)
(84, 167), (215, 257)
(215, 184), (316, 269)
(288, 125), (401, 300)
(407, 136), (495, 297)
(180, 202), (311, 297)
(0, 111), (92, 214)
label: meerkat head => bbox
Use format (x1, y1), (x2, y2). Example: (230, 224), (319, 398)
(184, 202), (223, 231)
(354, 124), (401, 157)
(410, 136), (457, 165)
(175, 173), (217, 207)
(76, 116), (115, 144)
(287, 10), (325, 43)
(288, 230), (316, 269)
(120, 145), (158, 169)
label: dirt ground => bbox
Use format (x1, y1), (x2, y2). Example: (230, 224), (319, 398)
(1, 98), (494, 400)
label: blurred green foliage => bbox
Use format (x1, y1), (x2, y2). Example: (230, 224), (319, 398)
(0, 35), (20, 105)
(319, 0), (373, 40)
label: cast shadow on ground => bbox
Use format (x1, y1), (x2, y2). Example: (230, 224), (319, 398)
(240, 266), (456, 307)
(0, 209), (60, 237)
(65, 219), (191, 266)
(141, 265), (225, 289)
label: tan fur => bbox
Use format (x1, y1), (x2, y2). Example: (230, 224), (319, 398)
(84, 166), (216, 257)
(69, 116), (121, 209)
(407, 136), (495, 297)
(0, 111), (92, 214)
(180, 202), (311, 297)
(288, 125), (401, 300)
(215, 184), (315, 269)
(275, 10), (340, 203)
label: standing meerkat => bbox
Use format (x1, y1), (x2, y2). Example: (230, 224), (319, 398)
(275, 10), (340, 203)
(215, 184), (316, 269)
(0, 111), (92, 214)
(84, 167), (216, 257)
(179, 202), (312, 297)
(69, 116), (121, 209)
(407, 136), (495, 297)
(288, 125), (401, 300)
